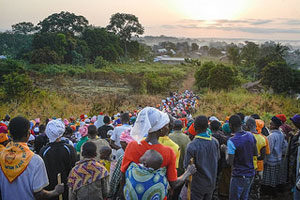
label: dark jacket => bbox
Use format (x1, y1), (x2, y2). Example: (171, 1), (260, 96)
(40, 141), (77, 200)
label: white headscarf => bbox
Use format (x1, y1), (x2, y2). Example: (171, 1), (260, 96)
(94, 115), (104, 129)
(130, 107), (170, 143)
(46, 119), (65, 143)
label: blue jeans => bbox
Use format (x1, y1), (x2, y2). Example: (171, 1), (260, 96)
(229, 176), (254, 200)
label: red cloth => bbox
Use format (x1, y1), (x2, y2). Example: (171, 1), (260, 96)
(276, 114), (287, 123)
(121, 140), (177, 182)
(179, 118), (188, 128)
(188, 123), (197, 136)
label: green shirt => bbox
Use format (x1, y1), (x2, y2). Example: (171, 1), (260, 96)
(169, 130), (191, 176)
(76, 136), (88, 152)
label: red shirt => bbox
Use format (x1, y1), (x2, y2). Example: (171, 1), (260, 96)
(121, 140), (178, 182)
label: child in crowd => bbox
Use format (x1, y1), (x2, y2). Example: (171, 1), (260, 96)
(100, 146), (112, 172)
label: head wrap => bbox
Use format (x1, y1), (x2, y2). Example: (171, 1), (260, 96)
(271, 116), (282, 127)
(64, 119), (69, 126)
(46, 119), (65, 143)
(222, 123), (231, 134)
(255, 119), (264, 134)
(209, 116), (219, 122)
(130, 107), (170, 143)
(70, 125), (76, 131)
(0, 133), (8, 143)
(91, 116), (97, 123)
(28, 134), (35, 142)
(79, 125), (88, 137)
(35, 118), (40, 124)
(0, 126), (8, 134)
(276, 114), (287, 123)
(120, 129), (134, 144)
(290, 114), (300, 124)
(94, 115), (104, 129)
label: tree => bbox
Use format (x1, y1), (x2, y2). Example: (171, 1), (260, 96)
(191, 43), (199, 51)
(194, 61), (215, 89)
(82, 27), (123, 62)
(29, 47), (63, 64)
(240, 41), (259, 67)
(208, 47), (222, 57)
(37, 11), (88, 35)
(107, 13), (144, 41)
(3, 72), (33, 98)
(227, 43), (240, 65)
(12, 22), (36, 34)
(208, 64), (239, 90)
(261, 61), (294, 93)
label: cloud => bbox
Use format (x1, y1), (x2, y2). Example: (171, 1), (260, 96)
(161, 24), (300, 34)
(285, 19), (300, 25)
(250, 19), (273, 25)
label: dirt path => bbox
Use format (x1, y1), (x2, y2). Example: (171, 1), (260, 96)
(181, 69), (196, 91)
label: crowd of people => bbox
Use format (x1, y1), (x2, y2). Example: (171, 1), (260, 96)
(0, 90), (300, 200)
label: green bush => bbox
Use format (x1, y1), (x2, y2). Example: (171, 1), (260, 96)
(145, 73), (171, 94)
(3, 72), (33, 98)
(30, 47), (63, 64)
(208, 64), (239, 90)
(194, 61), (215, 89)
(94, 56), (109, 69)
(0, 59), (25, 78)
(261, 61), (294, 93)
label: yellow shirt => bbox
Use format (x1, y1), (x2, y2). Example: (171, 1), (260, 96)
(159, 136), (180, 168)
(252, 133), (267, 171)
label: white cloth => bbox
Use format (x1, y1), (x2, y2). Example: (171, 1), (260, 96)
(130, 107), (170, 143)
(45, 119), (65, 143)
(209, 116), (219, 122)
(110, 124), (132, 148)
(0, 154), (49, 200)
(94, 115), (104, 129)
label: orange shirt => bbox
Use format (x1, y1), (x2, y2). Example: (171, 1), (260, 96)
(121, 140), (178, 182)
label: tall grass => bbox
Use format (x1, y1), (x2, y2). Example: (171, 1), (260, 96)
(195, 88), (300, 123)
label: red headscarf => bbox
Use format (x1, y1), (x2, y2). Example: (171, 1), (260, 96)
(276, 114), (287, 123)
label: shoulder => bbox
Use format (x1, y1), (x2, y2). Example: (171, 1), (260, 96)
(30, 154), (46, 167)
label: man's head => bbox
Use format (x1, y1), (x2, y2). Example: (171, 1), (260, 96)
(210, 120), (221, 132)
(99, 146), (112, 160)
(88, 125), (97, 137)
(236, 113), (245, 123)
(4, 114), (10, 121)
(64, 126), (73, 137)
(139, 149), (163, 170)
(174, 120), (183, 131)
(251, 114), (260, 120)
(121, 113), (130, 124)
(82, 142), (97, 158)
(290, 114), (300, 129)
(8, 116), (30, 142)
(270, 116), (282, 130)
(229, 115), (242, 132)
(246, 117), (256, 132)
(194, 115), (208, 133)
(103, 116), (110, 124)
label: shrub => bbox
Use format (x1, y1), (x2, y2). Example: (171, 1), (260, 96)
(94, 56), (109, 69)
(3, 72), (33, 98)
(30, 47), (63, 64)
(194, 61), (215, 89)
(261, 61), (294, 93)
(0, 59), (25, 78)
(208, 64), (239, 90)
(145, 73), (171, 94)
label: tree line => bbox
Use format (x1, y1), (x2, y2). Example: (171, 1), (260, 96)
(0, 11), (149, 65)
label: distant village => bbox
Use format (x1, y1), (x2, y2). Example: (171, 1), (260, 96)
(137, 36), (300, 69)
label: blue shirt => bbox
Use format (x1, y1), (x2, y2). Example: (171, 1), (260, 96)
(227, 131), (256, 177)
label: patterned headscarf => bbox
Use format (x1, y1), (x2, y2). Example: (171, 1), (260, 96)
(46, 119), (65, 143)
(120, 129), (134, 144)
(255, 119), (265, 134)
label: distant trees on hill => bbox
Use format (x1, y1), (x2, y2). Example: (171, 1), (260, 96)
(0, 11), (147, 64)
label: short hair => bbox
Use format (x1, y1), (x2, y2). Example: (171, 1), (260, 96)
(99, 146), (112, 155)
(39, 124), (46, 133)
(8, 116), (30, 141)
(236, 113), (245, 122)
(82, 142), (97, 158)
(210, 120), (221, 131)
(251, 114), (260, 120)
(174, 120), (183, 130)
(145, 149), (163, 170)
(229, 115), (242, 129)
(246, 117), (256, 130)
(103, 116), (110, 124)
(121, 113), (130, 123)
(64, 126), (73, 136)
(88, 125), (97, 136)
(194, 115), (208, 132)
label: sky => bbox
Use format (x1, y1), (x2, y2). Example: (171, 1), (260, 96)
(1, 0), (300, 40)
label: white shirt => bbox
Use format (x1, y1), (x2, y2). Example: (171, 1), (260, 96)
(0, 154), (49, 200)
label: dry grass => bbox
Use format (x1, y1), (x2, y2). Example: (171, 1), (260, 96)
(195, 88), (300, 123)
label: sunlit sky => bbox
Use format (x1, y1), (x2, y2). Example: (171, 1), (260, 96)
(1, 0), (300, 40)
